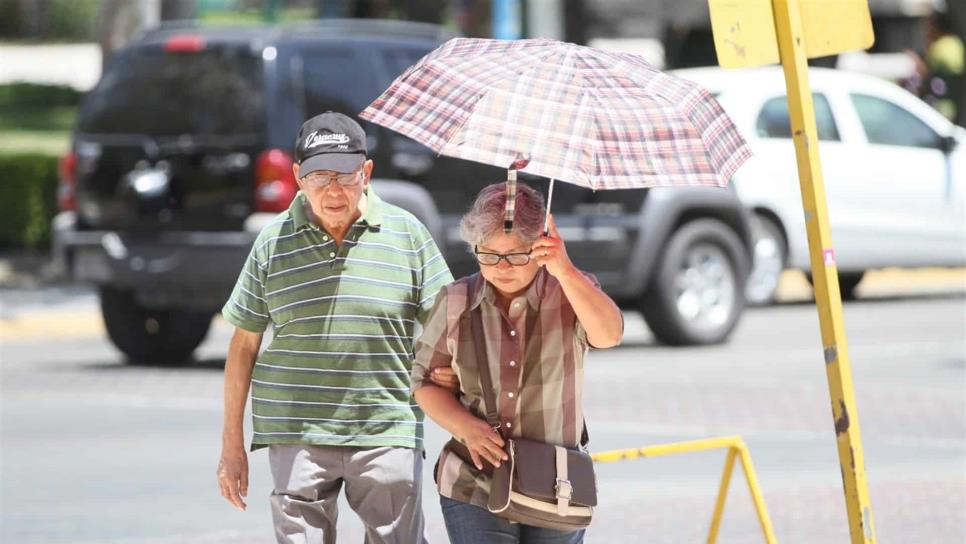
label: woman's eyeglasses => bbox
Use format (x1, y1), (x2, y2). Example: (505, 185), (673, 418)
(474, 246), (533, 266)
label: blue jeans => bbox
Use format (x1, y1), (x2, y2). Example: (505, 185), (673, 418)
(440, 496), (585, 544)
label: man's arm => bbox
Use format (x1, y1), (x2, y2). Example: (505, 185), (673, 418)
(217, 327), (262, 511)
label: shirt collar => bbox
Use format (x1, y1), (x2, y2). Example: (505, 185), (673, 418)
(289, 185), (384, 232)
(470, 268), (547, 311)
(359, 185), (384, 227)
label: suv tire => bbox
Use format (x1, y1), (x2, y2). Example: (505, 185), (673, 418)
(100, 287), (213, 364)
(641, 219), (748, 346)
(745, 214), (787, 306)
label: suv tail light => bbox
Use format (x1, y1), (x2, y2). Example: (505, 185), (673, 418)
(254, 149), (298, 213)
(58, 151), (77, 211)
(164, 34), (206, 53)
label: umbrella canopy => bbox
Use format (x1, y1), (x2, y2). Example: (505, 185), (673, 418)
(360, 37), (752, 190)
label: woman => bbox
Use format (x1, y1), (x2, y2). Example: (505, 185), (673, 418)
(411, 182), (624, 544)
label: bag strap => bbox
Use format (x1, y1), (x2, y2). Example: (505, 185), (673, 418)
(469, 294), (503, 434)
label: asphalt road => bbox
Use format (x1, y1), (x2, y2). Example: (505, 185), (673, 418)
(1, 285), (964, 543)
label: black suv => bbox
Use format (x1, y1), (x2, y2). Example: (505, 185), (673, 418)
(54, 19), (754, 363)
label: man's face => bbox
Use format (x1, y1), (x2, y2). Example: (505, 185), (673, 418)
(292, 159), (373, 233)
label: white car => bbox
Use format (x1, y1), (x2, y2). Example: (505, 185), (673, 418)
(676, 66), (966, 303)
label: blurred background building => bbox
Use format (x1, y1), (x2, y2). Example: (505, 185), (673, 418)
(1, 0), (962, 119)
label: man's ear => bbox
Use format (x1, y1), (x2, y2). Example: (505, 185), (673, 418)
(292, 163), (304, 189)
(360, 159), (374, 189)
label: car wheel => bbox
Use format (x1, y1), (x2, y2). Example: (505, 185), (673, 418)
(640, 219), (749, 346)
(745, 214), (787, 306)
(805, 271), (865, 301)
(99, 287), (213, 364)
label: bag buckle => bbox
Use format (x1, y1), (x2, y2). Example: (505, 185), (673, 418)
(555, 478), (573, 501)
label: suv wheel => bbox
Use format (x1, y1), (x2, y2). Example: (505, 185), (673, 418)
(745, 214), (787, 306)
(99, 287), (212, 364)
(640, 219), (748, 346)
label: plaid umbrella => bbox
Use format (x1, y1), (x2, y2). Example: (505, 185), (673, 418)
(361, 37), (751, 191)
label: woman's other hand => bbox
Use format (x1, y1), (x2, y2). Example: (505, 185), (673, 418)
(457, 416), (508, 470)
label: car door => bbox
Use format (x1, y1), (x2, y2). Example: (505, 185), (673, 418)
(751, 91), (858, 268)
(844, 92), (964, 267)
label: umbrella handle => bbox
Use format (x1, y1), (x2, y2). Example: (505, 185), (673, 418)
(504, 169), (518, 233)
(543, 178), (555, 236)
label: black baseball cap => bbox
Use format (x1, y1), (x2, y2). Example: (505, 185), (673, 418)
(294, 112), (367, 176)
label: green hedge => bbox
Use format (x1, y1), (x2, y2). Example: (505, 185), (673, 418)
(0, 153), (60, 249)
(0, 0), (100, 41)
(0, 82), (83, 108)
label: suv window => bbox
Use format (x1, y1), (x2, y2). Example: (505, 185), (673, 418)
(77, 45), (264, 136)
(850, 93), (941, 149)
(301, 47), (382, 117)
(756, 93), (840, 141)
(381, 47), (430, 78)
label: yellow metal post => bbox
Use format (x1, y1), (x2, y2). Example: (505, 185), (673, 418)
(592, 436), (777, 543)
(707, 447), (737, 543)
(736, 442), (779, 542)
(770, 0), (877, 541)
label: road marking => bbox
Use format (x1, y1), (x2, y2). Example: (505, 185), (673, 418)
(0, 311), (105, 342)
(589, 420), (966, 450)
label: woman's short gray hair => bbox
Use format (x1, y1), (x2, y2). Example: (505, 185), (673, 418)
(460, 182), (546, 248)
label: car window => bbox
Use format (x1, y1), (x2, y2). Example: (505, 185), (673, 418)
(301, 47), (381, 117)
(850, 93), (941, 149)
(756, 93), (840, 141)
(78, 45), (264, 136)
(381, 47), (431, 79)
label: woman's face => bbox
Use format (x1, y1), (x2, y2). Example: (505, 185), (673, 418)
(476, 232), (540, 300)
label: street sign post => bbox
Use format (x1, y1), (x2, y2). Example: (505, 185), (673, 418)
(709, 1), (878, 542)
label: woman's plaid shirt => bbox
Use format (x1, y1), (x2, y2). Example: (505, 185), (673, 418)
(411, 269), (596, 508)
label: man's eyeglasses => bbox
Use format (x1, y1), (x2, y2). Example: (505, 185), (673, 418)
(474, 246), (533, 266)
(302, 169), (364, 187)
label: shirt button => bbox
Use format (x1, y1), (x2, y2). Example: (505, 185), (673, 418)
(329, 252), (336, 258)
(509, 361), (516, 367)
(507, 392), (515, 398)
(510, 330), (516, 337)
(323, 235), (329, 241)
(506, 422), (513, 428)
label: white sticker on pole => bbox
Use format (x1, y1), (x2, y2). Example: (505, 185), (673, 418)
(823, 248), (836, 266)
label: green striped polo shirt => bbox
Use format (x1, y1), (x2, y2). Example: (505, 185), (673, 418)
(222, 187), (453, 451)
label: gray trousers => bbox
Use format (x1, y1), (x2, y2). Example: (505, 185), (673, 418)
(268, 445), (427, 544)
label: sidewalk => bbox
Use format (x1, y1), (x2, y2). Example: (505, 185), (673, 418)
(0, 251), (65, 289)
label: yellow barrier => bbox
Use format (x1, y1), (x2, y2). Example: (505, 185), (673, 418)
(591, 436), (778, 543)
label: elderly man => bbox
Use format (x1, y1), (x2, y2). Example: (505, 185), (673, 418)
(217, 112), (454, 544)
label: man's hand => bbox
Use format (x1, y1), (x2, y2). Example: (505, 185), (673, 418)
(429, 366), (460, 392)
(217, 446), (249, 510)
